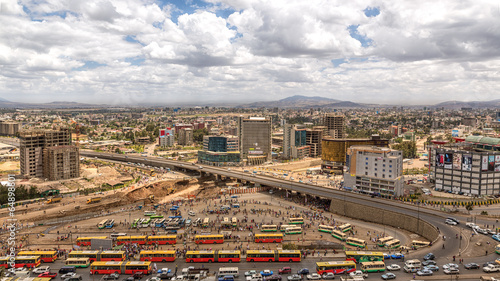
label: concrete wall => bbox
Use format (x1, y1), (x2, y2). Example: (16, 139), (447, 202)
(329, 198), (439, 242)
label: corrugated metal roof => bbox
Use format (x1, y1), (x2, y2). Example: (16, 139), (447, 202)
(465, 135), (500, 145)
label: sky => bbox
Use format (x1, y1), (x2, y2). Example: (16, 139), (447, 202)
(0, 0), (499, 106)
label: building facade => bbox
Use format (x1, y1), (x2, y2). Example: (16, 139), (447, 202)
(0, 121), (20, 136)
(306, 128), (323, 158)
(431, 136), (500, 195)
(198, 135), (240, 166)
(159, 128), (175, 147)
(283, 124), (310, 159)
(321, 135), (390, 174)
(343, 146), (403, 198)
(20, 128), (79, 180)
(178, 128), (193, 146)
(323, 113), (345, 138)
(43, 145), (80, 181)
(237, 116), (272, 165)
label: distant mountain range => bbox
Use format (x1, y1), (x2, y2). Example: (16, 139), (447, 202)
(432, 100), (500, 109)
(0, 99), (104, 109)
(237, 95), (366, 108)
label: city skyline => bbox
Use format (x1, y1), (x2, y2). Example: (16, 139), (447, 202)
(1, 0), (499, 105)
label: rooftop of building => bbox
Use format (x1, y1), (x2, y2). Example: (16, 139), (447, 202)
(465, 135), (500, 146)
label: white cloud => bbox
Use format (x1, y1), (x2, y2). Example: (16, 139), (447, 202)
(0, 0), (498, 105)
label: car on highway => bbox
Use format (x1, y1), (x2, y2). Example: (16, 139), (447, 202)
(133, 272), (144, 279)
(383, 253), (391, 259)
(423, 253), (435, 260)
(102, 273), (120, 280)
(297, 269), (309, 275)
(38, 271), (58, 278)
(247, 274), (263, 281)
(63, 275), (83, 281)
(391, 253), (404, 259)
(145, 278), (161, 281)
(279, 267), (292, 274)
(386, 264), (401, 271)
(261, 270), (273, 277)
(443, 263), (459, 270)
(464, 263), (480, 270)
(444, 268), (460, 275)
(264, 275), (282, 281)
(321, 273), (335, 280)
(492, 234), (500, 242)
(422, 260), (437, 266)
(287, 275), (302, 281)
(306, 273), (321, 280)
(423, 265), (439, 272)
(445, 219), (457, 225)
(61, 272), (77, 279)
(350, 271), (368, 278)
(246, 271), (258, 277)
(123, 277), (135, 281)
(33, 266), (50, 274)
(416, 269), (433, 276)
(381, 272), (396, 280)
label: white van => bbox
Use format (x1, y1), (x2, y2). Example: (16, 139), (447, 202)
(405, 259), (421, 268)
(188, 211), (196, 216)
(219, 267), (239, 278)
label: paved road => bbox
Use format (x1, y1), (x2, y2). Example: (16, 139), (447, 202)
(14, 256), (500, 281)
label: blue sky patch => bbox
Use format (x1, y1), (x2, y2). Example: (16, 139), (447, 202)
(125, 57), (146, 66)
(364, 6), (380, 17)
(348, 25), (372, 47)
(331, 58), (347, 67)
(74, 61), (107, 71)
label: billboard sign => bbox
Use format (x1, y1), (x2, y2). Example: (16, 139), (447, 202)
(436, 154), (444, 167)
(462, 155), (472, 171)
(482, 156), (489, 171)
(489, 155), (496, 172)
(453, 153), (462, 170)
(444, 153), (453, 169)
(496, 155), (500, 172)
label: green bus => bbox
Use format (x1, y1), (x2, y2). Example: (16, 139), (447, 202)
(132, 219), (140, 228)
(318, 225), (334, 233)
(345, 251), (384, 263)
(285, 227), (302, 235)
(332, 230), (347, 241)
(346, 237), (367, 248)
(151, 215), (164, 219)
(376, 236), (393, 247)
(261, 225), (278, 232)
(288, 217), (304, 224)
(384, 239), (400, 249)
(360, 261), (385, 273)
(142, 217), (151, 226)
(339, 223), (352, 233)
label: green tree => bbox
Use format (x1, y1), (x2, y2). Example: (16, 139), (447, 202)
(465, 203), (473, 214)
(193, 128), (209, 143)
(392, 141), (417, 158)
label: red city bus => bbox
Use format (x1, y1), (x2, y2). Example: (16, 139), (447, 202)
(194, 235), (224, 244)
(17, 251), (57, 263)
(99, 251), (125, 261)
(186, 251), (215, 263)
(254, 234), (283, 243)
(68, 251), (99, 262)
(217, 251), (240, 263)
(316, 261), (356, 275)
(116, 236), (147, 245)
(0, 256), (42, 269)
(147, 235), (177, 245)
(90, 261), (122, 275)
(139, 251), (176, 262)
(124, 261), (152, 275)
(90, 261), (152, 275)
(246, 250), (276, 262)
(277, 250), (301, 262)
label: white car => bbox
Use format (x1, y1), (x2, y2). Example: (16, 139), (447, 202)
(466, 222), (476, 228)
(61, 272), (77, 279)
(445, 219), (457, 225)
(306, 273), (321, 280)
(442, 263), (459, 271)
(386, 264), (401, 271)
(33, 266), (50, 274)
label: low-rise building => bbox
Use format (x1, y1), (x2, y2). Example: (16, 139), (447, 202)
(343, 146), (403, 198)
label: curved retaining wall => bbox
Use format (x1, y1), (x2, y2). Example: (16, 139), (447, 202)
(329, 198), (439, 242)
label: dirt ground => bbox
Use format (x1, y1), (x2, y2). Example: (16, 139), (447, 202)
(0, 160), (19, 172)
